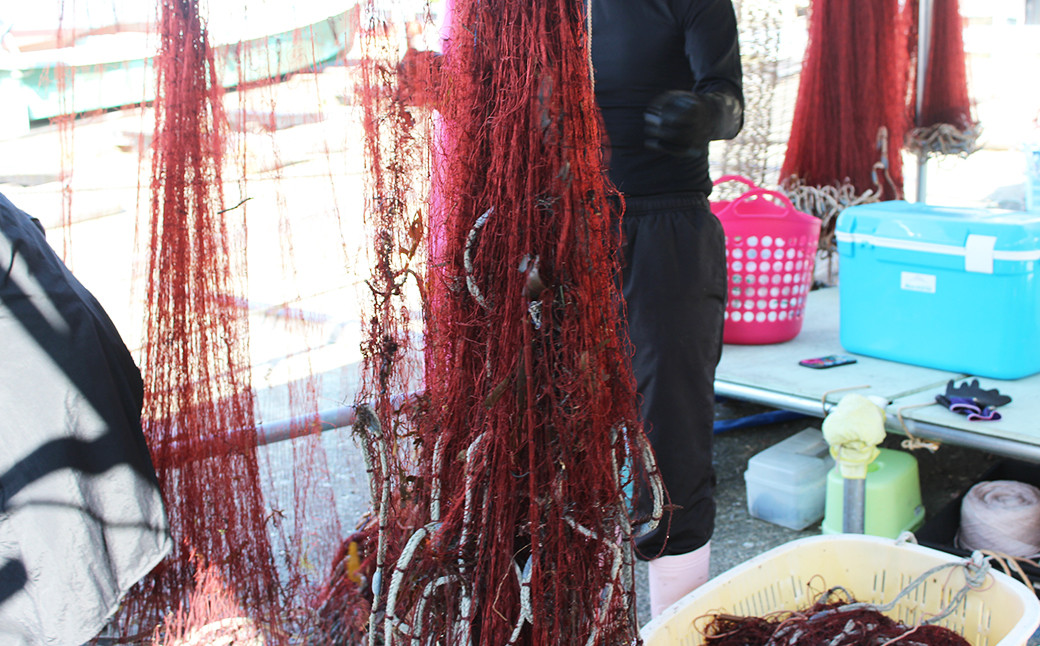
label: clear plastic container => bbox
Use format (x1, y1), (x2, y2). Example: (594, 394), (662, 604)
(744, 428), (834, 530)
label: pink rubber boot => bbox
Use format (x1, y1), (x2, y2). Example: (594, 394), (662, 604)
(647, 541), (711, 619)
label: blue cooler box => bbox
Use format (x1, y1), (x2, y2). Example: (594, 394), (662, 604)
(836, 201), (1040, 379)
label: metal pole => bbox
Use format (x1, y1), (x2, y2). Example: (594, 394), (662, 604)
(161, 393), (420, 466)
(915, 0), (934, 204)
(256, 404), (359, 447)
(713, 380), (1040, 463)
(255, 392), (418, 447)
(843, 478), (866, 533)
(713, 381), (836, 418)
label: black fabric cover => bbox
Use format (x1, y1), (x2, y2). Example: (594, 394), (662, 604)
(0, 192), (170, 645)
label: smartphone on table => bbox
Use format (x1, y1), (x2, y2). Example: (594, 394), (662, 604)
(798, 354), (858, 369)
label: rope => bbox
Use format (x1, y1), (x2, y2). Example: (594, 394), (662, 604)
(905, 122), (981, 158)
(430, 434), (447, 522)
(611, 425), (660, 632)
(381, 431), (492, 645)
(412, 575), (471, 645)
(612, 424), (664, 537)
(509, 559), (534, 645)
(460, 432), (490, 552)
(353, 404), (392, 646)
(978, 549), (1039, 592)
(784, 179), (878, 218)
(958, 480), (1040, 558)
(896, 402), (942, 453)
(385, 522), (444, 645)
(870, 126), (903, 202)
(820, 385), (873, 416)
(586, 0), (594, 86)
(805, 553), (992, 627)
(464, 207), (493, 310)
(783, 179), (878, 254)
(782, 126), (900, 254)
(563, 515), (626, 646)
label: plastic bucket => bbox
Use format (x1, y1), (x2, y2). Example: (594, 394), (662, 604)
(640, 534), (1040, 646)
(714, 186), (821, 345)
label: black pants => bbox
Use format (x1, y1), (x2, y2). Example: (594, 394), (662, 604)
(619, 192), (727, 559)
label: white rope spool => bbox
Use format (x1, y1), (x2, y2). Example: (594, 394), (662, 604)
(957, 480), (1040, 558)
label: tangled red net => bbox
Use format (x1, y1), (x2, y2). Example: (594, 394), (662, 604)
(782, 0), (979, 208)
(343, 0), (656, 643)
(15, 0), (652, 642)
(702, 589), (971, 646)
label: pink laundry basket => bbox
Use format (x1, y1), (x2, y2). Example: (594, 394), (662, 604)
(709, 175), (759, 213)
(712, 181), (821, 345)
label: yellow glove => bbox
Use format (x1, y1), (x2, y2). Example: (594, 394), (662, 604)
(822, 394), (886, 479)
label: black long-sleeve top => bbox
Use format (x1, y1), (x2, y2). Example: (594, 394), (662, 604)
(591, 0), (744, 196)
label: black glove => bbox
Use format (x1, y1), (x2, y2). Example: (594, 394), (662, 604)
(936, 379), (1012, 409)
(644, 90), (716, 156)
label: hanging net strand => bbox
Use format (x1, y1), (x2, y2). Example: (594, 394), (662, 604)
(347, 0), (660, 643)
(26, 0), (428, 641)
(904, 0), (981, 157)
(780, 0), (910, 205)
(123, 0), (282, 635)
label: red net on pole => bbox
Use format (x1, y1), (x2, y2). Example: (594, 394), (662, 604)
(349, 0), (654, 643)
(905, 0), (979, 156)
(781, 0), (910, 200)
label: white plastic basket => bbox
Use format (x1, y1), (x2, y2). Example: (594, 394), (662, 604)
(640, 534), (1040, 646)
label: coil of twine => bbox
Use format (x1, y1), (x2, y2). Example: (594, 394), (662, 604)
(957, 480), (1040, 558)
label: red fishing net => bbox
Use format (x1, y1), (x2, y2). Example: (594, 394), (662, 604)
(16, 0), (653, 642)
(781, 0), (910, 200)
(151, 559), (264, 646)
(347, 0), (653, 643)
(122, 0), (282, 635)
(904, 0), (979, 156)
(702, 590), (971, 646)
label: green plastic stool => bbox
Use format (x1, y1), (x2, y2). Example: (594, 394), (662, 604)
(822, 447), (925, 538)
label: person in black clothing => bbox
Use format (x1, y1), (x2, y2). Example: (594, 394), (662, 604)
(591, 0), (744, 619)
